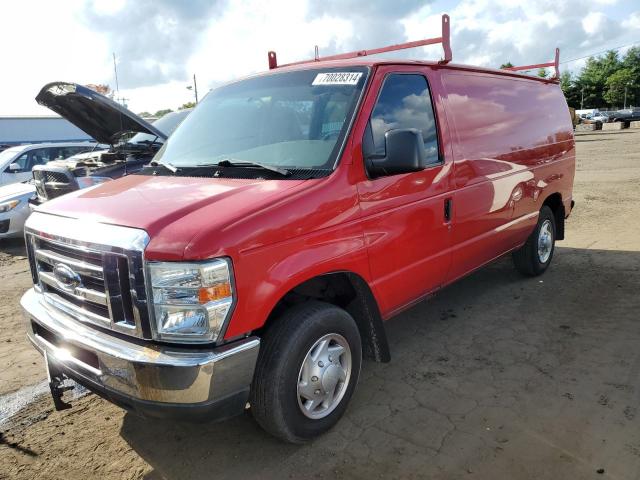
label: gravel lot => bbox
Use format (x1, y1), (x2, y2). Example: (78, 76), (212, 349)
(1, 129), (639, 479)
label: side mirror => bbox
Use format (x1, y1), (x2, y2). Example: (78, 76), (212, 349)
(363, 128), (427, 178)
(8, 162), (21, 172)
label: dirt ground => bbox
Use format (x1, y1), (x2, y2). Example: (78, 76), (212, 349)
(1, 129), (640, 480)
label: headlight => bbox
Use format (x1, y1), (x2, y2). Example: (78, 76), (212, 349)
(0, 199), (20, 213)
(76, 176), (112, 189)
(148, 258), (234, 343)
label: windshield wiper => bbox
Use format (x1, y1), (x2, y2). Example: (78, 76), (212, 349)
(213, 158), (291, 177)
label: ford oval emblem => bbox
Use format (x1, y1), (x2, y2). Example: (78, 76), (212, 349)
(53, 263), (82, 290)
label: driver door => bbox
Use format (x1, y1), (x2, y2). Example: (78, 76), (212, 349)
(356, 67), (454, 317)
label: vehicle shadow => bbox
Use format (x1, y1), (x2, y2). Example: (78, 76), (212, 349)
(0, 237), (26, 256)
(119, 246), (640, 479)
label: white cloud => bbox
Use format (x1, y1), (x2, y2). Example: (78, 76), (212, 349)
(0, 0), (111, 115)
(622, 11), (640, 29)
(582, 12), (607, 34)
(0, 0), (636, 116)
(404, 0), (633, 74)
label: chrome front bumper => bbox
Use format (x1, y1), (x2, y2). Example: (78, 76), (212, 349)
(22, 288), (260, 420)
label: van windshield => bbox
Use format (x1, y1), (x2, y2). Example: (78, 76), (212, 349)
(154, 67), (368, 173)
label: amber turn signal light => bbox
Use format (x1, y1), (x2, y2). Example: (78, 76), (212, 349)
(198, 283), (232, 303)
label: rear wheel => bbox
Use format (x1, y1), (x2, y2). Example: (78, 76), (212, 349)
(512, 206), (556, 276)
(250, 301), (362, 443)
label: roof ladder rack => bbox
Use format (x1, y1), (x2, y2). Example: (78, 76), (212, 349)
(502, 48), (560, 80)
(268, 14), (452, 70)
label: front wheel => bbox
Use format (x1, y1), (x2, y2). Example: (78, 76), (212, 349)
(250, 301), (362, 443)
(512, 205), (556, 276)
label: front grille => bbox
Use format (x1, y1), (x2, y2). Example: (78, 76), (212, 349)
(32, 166), (79, 202)
(26, 232), (149, 339)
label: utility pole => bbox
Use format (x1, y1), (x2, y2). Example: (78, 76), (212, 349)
(624, 82), (631, 110)
(193, 74), (198, 104)
(186, 74), (199, 104)
(580, 86), (585, 110)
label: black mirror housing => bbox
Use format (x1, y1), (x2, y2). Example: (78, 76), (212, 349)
(364, 128), (427, 178)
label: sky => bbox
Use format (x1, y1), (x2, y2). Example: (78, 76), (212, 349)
(1, 0), (639, 116)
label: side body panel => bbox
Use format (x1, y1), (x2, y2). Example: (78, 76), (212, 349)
(441, 71), (575, 283)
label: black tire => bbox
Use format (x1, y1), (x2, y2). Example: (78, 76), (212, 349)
(512, 205), (556, 276)
(250, 301), (362, 443)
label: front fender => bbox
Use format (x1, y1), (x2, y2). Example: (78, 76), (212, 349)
(223, 222), (374, 340)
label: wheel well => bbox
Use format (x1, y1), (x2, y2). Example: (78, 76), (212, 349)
(259, 272), (391, 362)
(542, 193), (565, 240)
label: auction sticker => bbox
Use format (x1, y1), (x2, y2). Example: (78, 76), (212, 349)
(312, 72), (363, 86)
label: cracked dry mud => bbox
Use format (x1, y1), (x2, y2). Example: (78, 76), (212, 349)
(1, 129), (640, 479)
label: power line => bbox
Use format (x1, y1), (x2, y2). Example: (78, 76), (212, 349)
(560, 40), (640, 65)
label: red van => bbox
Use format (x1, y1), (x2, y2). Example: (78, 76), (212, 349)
(21, 16), (574, 443)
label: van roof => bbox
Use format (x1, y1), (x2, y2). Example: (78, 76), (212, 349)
(267, 57), (560, 84)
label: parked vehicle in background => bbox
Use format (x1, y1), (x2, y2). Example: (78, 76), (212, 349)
(590, 112), (610, 123)
(0, 142), (96, 187)
(33, 82), (190, 203)
(0, 181), (36, 239)
(610, 109), (640, 122)
(576, 108), (600, 118)
(21, 16), (575, 443)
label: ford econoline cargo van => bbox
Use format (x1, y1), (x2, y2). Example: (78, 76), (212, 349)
(21, 15), (575, 443)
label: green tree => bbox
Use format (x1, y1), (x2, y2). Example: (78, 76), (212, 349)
(621, 46), (640, 107)
(537, 68), (548, 78)
(560, 71), (581, 108)
(154, 109), (173, 118)
(576, 50), (621, 108)
(500, 61), (514, 69)
(604, 69), (634, 108)
(179, 102), (196, 110)
(137, 111), (152, 118)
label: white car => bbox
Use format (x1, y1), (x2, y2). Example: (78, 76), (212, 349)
(0, 181), (36, 239)
(590, 113), (610, 123)
(0, 142), (96, 188)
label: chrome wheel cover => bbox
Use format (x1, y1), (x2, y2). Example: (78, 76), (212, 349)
(297, 333), (352, 419)
(537, 219), (553, 264)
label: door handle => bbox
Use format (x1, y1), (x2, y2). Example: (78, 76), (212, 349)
(444, 198), (452, 223)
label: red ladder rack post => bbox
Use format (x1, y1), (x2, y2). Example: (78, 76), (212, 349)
(503, 48), (560, 80)
(268, 13), (453, 70)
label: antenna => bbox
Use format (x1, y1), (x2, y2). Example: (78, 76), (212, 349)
(112, 52), (120, 95)
(268, 13), (453, 69)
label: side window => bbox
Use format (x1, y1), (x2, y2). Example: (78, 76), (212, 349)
(369, 74), (439, 164)
(10, 153), (30, 172)
(59, 147), (83, 159)
(29, 148), (52, 168)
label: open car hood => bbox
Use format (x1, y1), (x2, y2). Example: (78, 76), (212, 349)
(36, 82), (167, 145)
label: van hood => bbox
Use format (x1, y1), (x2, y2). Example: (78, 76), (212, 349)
(36, 174), (308, 259)
(36, 82), (166, 145)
